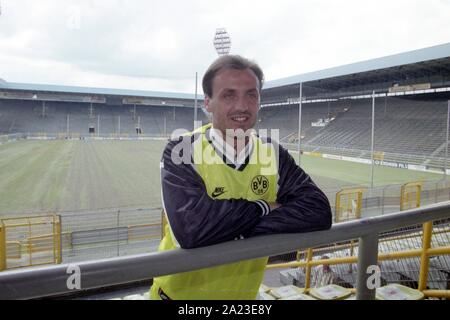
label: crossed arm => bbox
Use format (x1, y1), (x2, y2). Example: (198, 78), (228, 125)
(161, 139), (332, 249)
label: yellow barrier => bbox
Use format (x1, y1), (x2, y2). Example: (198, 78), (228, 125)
(423, 290), (450, 299)
(335, 188), (365, 223)
(309, 152), (323, 158)
(128, 223), (161, 242)
(268, 231), (450, 298)
(304, 248), (313, 290)
(6, 241), (21, 259)
(373, 151), (385, 161)
(400, 181), (422, 211)
(268, 245), (450, 270)
(0, 223), (5, 271)
(0, 215), (62, 271)
(268, 244), (450, 299)
(54, 218), (61, 264)
(418, 222), (433, 291)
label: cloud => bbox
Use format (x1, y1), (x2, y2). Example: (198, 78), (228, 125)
(0, 0), (449, 93)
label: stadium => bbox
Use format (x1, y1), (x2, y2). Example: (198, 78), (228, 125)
(0, 42), (449, 300)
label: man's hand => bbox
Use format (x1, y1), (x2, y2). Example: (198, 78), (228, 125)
(269, 202), (281, 211)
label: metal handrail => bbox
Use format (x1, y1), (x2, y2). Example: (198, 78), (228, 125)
(0, 201), (449, 300)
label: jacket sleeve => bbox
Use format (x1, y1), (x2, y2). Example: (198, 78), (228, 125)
(161, 137), (268, 249)
(244, 143), (332, 237)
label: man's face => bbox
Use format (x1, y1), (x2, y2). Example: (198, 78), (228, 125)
(205, 68), (260, 138)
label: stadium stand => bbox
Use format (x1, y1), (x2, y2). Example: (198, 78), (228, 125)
(258, 101), (344, 141)
(0, 99), (208, 136)
(3, 93), (445, 170)
(258, 97), (445, 153)
(299, 97), (447, 156)
(1, 43), (449, 300)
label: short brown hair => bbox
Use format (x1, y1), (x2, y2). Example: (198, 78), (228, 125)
(202, 55), (264, 98)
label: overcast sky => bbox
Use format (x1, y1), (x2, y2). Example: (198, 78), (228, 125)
(0, 0), (449, 94)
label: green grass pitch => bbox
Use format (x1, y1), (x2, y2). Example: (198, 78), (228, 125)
(0, 139), (444, 216)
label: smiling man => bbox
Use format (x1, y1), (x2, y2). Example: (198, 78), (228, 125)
(204, 64), (260, 136)
(150, 55), (332, 300)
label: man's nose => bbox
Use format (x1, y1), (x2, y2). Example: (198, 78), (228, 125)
(234, 96), (249, 112)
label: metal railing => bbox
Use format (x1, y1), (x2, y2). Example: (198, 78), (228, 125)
(282, 142), (449, 171)
(0, 216), (62, 271)
(0, 207), (163, 269)
(0, 201), (449, 300)
(4, 132), (170, 140)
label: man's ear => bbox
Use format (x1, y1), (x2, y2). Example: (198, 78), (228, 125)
(204, 96), (213, 113)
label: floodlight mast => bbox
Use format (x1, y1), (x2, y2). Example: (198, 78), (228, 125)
(214, 28), (231, 56)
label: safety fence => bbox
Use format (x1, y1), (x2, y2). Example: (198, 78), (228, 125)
(0, 132), (170, 148)
(269, 219), (450, 298)
(326, 179), (450, 217)
(0, 133), (26, 144)
(1, 180), (449, 271)
(0, 184), (449, 299)
(18, 132), (168, 140)
(0, 216), (61, 271)
(283, 143), (449, 173)
(267, 180), (450, 299)
(0, 207), (162, 271)
(0, 201), (449, 299)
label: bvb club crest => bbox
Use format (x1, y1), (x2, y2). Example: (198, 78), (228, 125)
(251, 175), (269, 195)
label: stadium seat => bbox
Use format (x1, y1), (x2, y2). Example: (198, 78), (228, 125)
(257, 292), (277, 300)
(279, 293), (317, 300)
(309, 284), (352, 300)
(259, 283), (271, 293)
(375, 283), (424, 300)
(279, 268), (299, 285)
(268, 285), (306, 299)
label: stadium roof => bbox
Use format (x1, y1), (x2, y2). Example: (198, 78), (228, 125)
(1, 43), (449, 100)
(264, 42), (450, 89)
(0, 81), (201, 100)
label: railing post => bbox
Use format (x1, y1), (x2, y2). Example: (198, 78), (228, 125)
(418, 222), (433, 291)
(55, 215), (62, 264)
(0, 222), (6, 271)
(349, 240), (355, 273)
(356, 233), (379, 300)
(304, 248), (313, 290)
(28, 218), (32, 267)
(0, 202), (449, 300)
(381, 185), (386, 215)
(434, 181), (438, 204)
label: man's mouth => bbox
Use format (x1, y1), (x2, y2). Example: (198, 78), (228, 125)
(230, 115), (250, 123)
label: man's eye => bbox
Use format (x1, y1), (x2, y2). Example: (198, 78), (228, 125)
(224, 93), (235, 99)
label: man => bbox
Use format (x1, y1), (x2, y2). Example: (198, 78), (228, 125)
(312, 255), (336, 287)
(150, 55), (332, 300)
